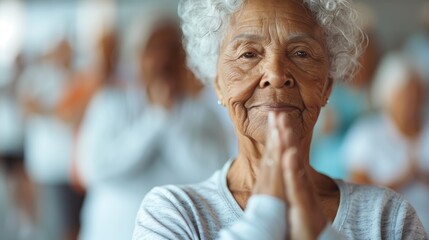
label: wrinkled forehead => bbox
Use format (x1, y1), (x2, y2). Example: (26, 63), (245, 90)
(227, 0), (322, 38)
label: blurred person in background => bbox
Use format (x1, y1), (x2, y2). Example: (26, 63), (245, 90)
(405, 1), (429, 117)
(59, 30), (121, 196)
(0, 53), (25, 160)
(56, 30), (120, 132)
(75, 4), (229, 240)
(343, 52), (429, 232)
(0, 53), (37, 239)
(18, 38), (84, 240)
(310, 2), (380, 179)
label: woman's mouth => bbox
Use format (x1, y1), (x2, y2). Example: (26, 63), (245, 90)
(250, 104), (302, 113)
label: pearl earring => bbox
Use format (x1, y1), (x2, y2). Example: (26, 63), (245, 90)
(217, 100), (222, 105)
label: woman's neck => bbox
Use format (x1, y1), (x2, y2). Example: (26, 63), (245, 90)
(226, 134), (263, 209)
(227, 132), (338, 210)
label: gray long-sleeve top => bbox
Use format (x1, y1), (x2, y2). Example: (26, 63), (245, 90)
(133, 160), (428, 239)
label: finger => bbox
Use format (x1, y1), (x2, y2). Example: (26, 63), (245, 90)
(280, 126), (294, 153)
(282, 147), (313, 208)
(276, 112), (299, 148)
(277, 111), (293, 131)
(282, 148), (327, 239)
(263, 112), (277, 162)
(260, 112), (282, 174)
(276, 112), (287, 139)
(253, 112), (285, 198)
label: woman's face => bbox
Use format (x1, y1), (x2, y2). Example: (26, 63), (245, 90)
(216, 0), (332, 144)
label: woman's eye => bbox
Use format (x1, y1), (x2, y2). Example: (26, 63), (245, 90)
(240, 52), (257, 59)
(295, 51), (308, 58)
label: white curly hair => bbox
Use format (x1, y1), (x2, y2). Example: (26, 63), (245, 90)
(178, 0), (365, 85)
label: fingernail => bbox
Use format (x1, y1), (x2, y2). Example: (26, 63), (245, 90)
(271, 128), (279, 141)
(289, 147), (298, 157)
(268, 112), (274, 127)
(282, 147), (297, 168)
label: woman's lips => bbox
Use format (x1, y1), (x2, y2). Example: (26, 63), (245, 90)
(250, 104), (302, 112)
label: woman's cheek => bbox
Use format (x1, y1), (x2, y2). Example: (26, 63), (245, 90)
(300, 85), (327, 135)
(245, 109), (268, 141)
(223, 65), (263, 139)
(290, 62), (328, 131)
(223, 60), (262, 103)
(290, 54), (329, 75)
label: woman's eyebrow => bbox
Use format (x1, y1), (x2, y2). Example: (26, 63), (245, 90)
(229, 33), (264, 43)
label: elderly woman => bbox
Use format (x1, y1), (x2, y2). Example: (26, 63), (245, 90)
(133, 0), (428, 239)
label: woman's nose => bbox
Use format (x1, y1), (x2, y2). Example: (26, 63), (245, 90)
(259, 58), (295, 89)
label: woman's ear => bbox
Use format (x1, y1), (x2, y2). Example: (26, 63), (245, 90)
(322, 77), (334, 107)
(214, 76), (225, 106)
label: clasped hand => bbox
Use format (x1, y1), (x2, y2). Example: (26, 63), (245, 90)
(253, 112), (327, 240)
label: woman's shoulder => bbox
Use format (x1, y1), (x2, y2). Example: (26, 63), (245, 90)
(341, 181), (412, 215)
(337, 181), (427, 238)
(343, 181), (401, 200)
(141, 175), (221, 210)
(133, 170), (238, 239)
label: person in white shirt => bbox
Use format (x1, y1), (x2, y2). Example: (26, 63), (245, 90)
(343, 52), (429, 232)
(0, 53), (37, 240)
(0, 54), (25, 159)
(405, 2), (429, 118)
(18, 39), (84, 240)
(75, 4), (229, 240)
